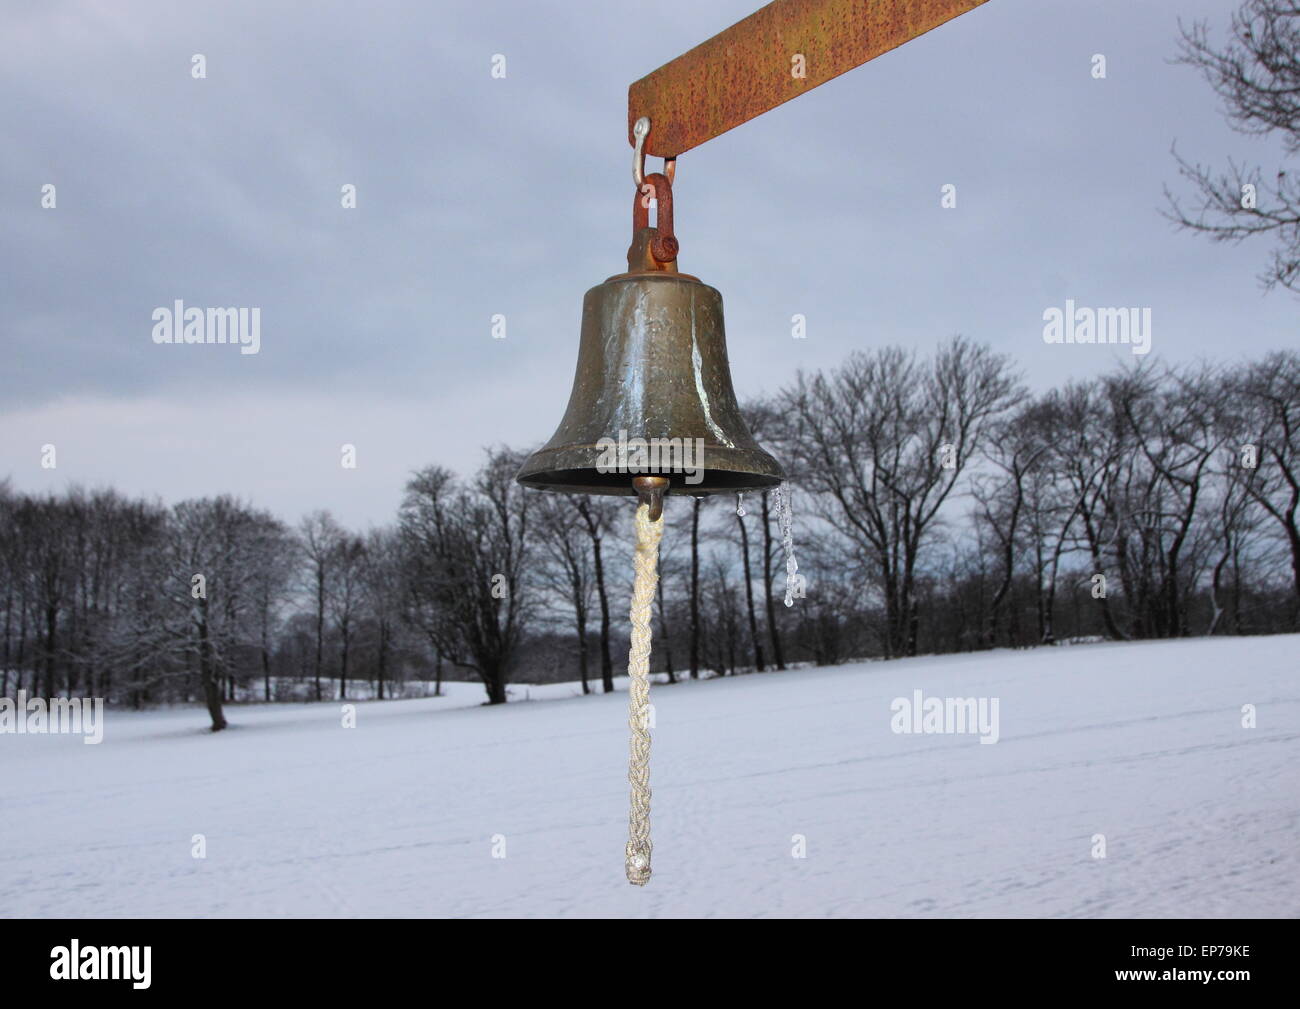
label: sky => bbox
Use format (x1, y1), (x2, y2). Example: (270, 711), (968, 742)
(1, 0), (1295, 528)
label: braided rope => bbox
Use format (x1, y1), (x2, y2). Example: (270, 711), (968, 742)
(625, 501), (664, 885)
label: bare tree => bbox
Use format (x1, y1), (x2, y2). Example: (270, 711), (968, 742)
(361, 527), (404, 700)
(654, 546), (678, 683)
(0, 481), (14, 697)
(758, 490), (787, 669)
(154, 497), (268, 731)
(329, 532), (367, 699)
(400, 449), (532, 705)
(734, 500), (766, 671)
(1112, 363), (1228, 637)
(972, 400), (1052, 646)
(701, 551), (741, 676)
(1232, 350), (1300, 615)
(24, 494), (70, 699)
(690, 497), (703, 678)
(1207, 446), (1263, 634)
(742, 400), (787, 669)
(1166, 1), (1300, 292)
(1020, 394), (1086, 644)
(298, 511), (340, 702)
(535, 494), (597, 694)
(780, 337), (1019, 657)
(573, 497), (620, 693)
(1035, 380), (1127, 641)
(248, 514), (295, 702)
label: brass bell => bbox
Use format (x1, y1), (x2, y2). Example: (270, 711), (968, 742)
(516, 171), (783, 499)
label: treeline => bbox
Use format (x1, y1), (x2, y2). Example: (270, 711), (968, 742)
(2, 339), (1298, 730)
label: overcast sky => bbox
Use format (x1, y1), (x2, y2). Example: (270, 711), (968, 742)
(2, 0), (1294, 528)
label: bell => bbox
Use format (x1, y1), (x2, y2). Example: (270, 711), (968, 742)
(516, 177), (784, 498)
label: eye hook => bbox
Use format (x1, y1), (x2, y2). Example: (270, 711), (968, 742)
(632, 116), (651, 187)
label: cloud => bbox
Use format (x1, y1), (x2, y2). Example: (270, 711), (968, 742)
(2, 0), (1294, 524)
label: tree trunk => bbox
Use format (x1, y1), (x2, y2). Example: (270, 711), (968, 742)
(591, 532), (614, 693)
(1285, 518), (1300, 626)
(313, 574), (324, 702)
(575, 600), (590, 695)
(197, 601), (227, 731)
(339, 624), (350, 700)
(1, 587), (10, 697)
(726, 609), (737, 675)
(881, 565), (902, 659)
(690, 498), (701, 679)
(1035, 552), (1046, 644)
(44, 603), (57, 700)
(987, 487), (1022, 647)
(656, 574), (675, 684)
(483, 665), (507, 705)
(261, 604), (273, 702)
(15, 600), (28, 693)
(736, 509), (765, 671)
(760, 492), (786, 670)
(1208, 547), (1229, 636)
(1081, 509), (1125, 641)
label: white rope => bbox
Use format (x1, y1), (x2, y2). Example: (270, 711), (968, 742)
(625, 501), (663, 885)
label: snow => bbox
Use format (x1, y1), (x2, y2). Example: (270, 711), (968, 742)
(2, 635), (1297, 918)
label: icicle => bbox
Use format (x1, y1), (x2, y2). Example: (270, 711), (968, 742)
(735, 491), (746, 517)
(774, 483), (800, 607)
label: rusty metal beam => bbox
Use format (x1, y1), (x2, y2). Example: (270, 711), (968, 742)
(628, 0), (989, 157)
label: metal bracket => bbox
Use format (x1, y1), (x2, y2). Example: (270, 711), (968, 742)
(628, 0), (991, 158)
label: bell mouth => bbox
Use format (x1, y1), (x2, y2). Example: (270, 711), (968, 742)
(516, 443), (784, 497)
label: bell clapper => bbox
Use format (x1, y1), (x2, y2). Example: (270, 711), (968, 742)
(736, 491), (746, 517)
(632, 475), (669, 522)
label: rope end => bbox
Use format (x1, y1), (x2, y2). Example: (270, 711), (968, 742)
(626, 847), (652, 886)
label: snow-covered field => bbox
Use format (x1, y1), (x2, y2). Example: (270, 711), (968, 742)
(2, 636), (1297, 918)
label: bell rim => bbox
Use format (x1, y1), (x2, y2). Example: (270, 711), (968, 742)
(515, 473), (785, 497)
(515, 441), (785, 497)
